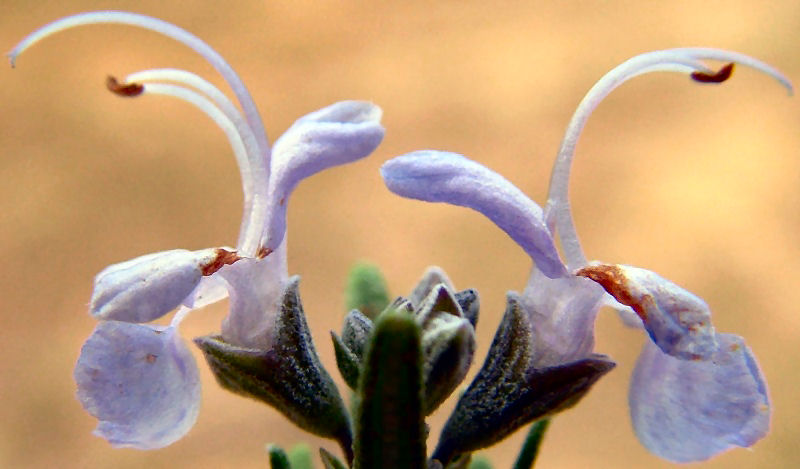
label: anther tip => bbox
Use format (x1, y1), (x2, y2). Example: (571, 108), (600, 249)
(106, 75), (144, 97)
(690, 62), (735, 84)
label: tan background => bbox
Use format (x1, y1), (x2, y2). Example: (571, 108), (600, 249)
(1, 1), (799, 468)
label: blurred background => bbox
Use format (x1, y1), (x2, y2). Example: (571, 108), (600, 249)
(1, 1), (799, 468)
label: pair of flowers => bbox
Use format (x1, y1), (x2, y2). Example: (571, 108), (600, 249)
(10, 10), (791, 463)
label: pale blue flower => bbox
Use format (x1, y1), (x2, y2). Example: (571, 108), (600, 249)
(10, 11), (384, 449)
(381, 48), (790, 462)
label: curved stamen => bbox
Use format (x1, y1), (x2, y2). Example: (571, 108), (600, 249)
(544, 48), (793, 271)
(677, 47), (793, 92)
(110, 79), (263, 254)
(125, 69), (269, 251)
(170, 306), (192, 328)
(126, 69), (263, 172)
(8, 10), (271, 177)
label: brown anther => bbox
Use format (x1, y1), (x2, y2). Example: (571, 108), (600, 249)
(256, 246), (272, 259)
(146, 354), (158, 364)
(690, 63), (735, 84)
(576, 264), (649, 321)
(201, 248), (241, 276)
(106, 75), (144, 97)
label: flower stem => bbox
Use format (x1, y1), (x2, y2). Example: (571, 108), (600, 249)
(512, 419), (551, 469)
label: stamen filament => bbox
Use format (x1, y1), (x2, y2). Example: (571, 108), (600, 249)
(170, 306), (192, 328)
(7, 10), (271, 179)
(125, 69), (269, 251)
(127, 80), (264, 255)
(125, 69), (262, 168)
(544, 48), (793, 270)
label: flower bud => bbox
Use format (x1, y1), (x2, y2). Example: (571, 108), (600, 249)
(415, 285), (476, 414)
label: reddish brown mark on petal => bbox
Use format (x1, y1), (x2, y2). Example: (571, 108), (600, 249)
(256, 246), (272, 259)
(201, 248), (241, 276)
(690, 63), (735, 84)
(576, 264), (651, 322)
(106, 75), (144, 97)
(146, 354), (158, 364)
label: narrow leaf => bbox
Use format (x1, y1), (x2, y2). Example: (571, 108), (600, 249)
(320, 447), (349, 469)
(468, 456), (493, 469)
(289, 444), (313, 469)
(346, 263), (390, 319)
(354, 309), (425, 469)
(267, 444), (291, 469)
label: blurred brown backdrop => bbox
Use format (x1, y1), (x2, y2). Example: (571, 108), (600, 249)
(1, 1), (799, 468)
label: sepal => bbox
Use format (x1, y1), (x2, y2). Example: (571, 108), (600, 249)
(194, 277), (352, 462)
(409, 266), (454, 307)
(342, 309), (374, 360)
(331, 330), (361, 390)
(431, 294), (614, 466)
(409, 266), (479, 328)
(455, 289), (480, 329)
(332, 309), (374, 390)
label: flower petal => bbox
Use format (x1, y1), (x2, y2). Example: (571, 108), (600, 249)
(90, 248), (240, 323)
(577, 264), (718, 360)
(218, 245), (289, 349)
(182, 274), (230, 309)
(74, 321), (201, 449)
(262, 101), (385, 251)
(522, 264), (605, 368)
(629, 335), (770, 462)
(381, 151), (566, 278)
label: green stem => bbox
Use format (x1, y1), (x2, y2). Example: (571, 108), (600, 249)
(512, 419), (551, 469)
